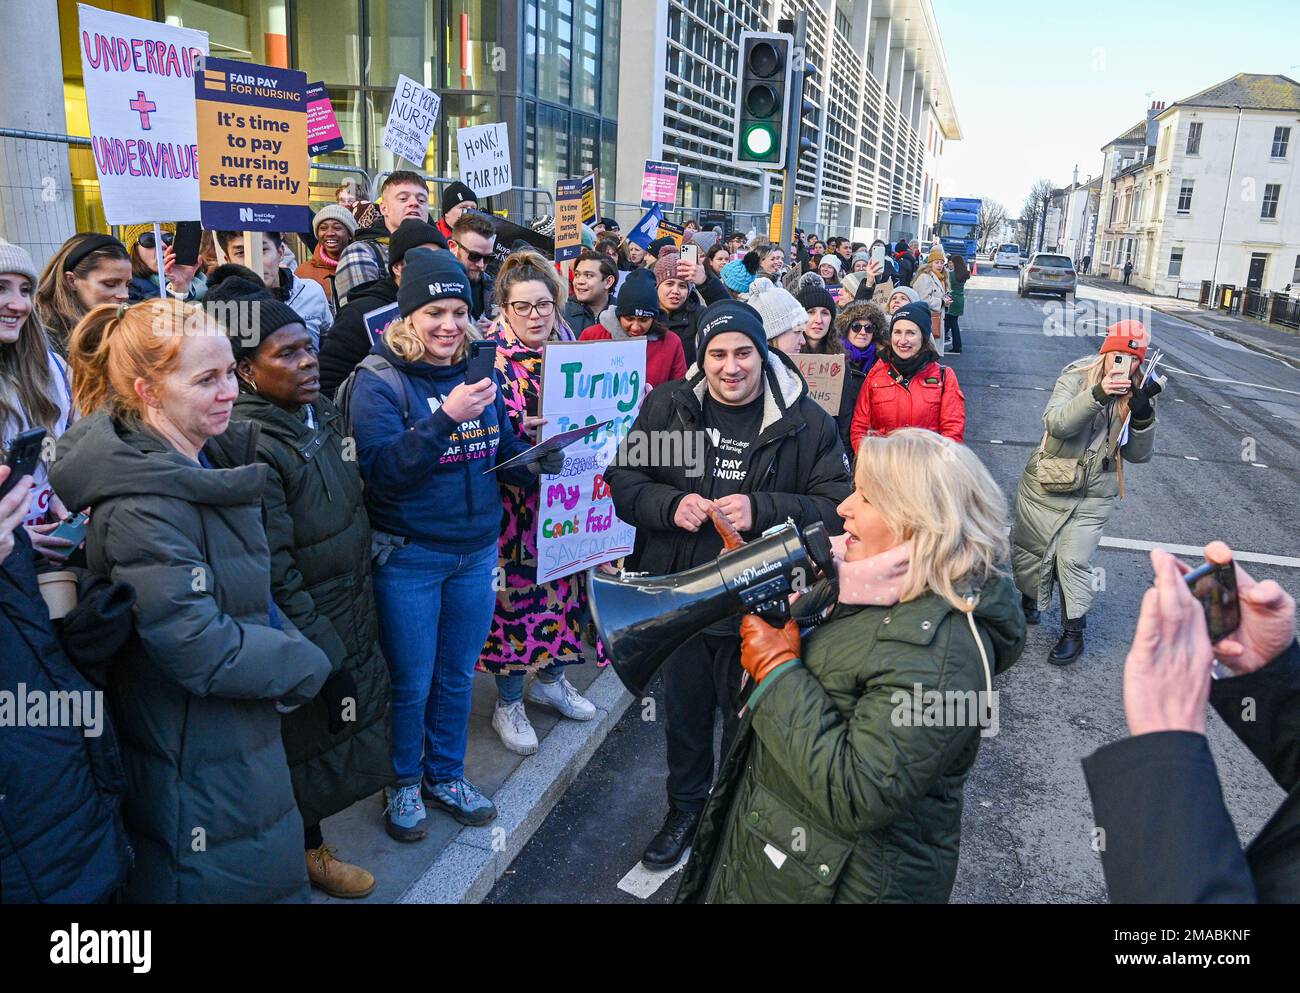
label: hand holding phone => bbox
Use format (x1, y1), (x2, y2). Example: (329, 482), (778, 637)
(680, 243), (699, 268)
(465, 340), (498, 386)
(1187, 542), (1294, 675)
(0, 428), (46, 501)
(1184, 557), (1241, 642)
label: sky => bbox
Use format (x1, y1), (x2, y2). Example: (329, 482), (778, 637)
(930, 0), (1300, 215)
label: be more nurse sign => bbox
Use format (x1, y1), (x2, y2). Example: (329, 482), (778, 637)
(195, 57), (309, 232)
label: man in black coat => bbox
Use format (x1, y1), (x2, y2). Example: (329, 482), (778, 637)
(317, 219), (446, 398)
(1083, 542), (1300, 902)
(0, 474), (132, 902)
(605, 299), (851, 870)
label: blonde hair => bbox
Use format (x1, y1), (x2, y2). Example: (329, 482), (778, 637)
(854, 428), (1009, 611)
(68, 299), (209, 419)
(1067, 352), (1132, 424)
(496, 249), (568, 312)
(383, 313), (478, 364)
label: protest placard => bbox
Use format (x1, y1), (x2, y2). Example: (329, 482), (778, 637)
(656, 219), (685, 248)
(699, 209), (729, 233)
(554, 178), (585, 262)
(363, 303), (400, 344)
(794, 353), (847, 416)
(640, 159), (679, 208)
(768, 202), (797, 242)
(580, 170), (599, 224)
(536, 339), (648, 583)
(306, 82), (345, 156)
(457, 122), (511, 197)
(195, 57), (309, 233)
(77, 4), (209, 224)
(383, 74), (440, 165)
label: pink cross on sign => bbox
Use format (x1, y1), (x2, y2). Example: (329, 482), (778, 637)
(129, 90), (157, 130)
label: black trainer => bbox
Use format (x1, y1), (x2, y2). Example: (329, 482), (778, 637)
(1048, 617), (1086, 665)
(642, 807), (700, 869)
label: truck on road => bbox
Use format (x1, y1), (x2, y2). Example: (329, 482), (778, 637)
(935, 197), (982, 265)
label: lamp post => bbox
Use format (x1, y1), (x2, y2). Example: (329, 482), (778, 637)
(1209, 104), (1243, 298)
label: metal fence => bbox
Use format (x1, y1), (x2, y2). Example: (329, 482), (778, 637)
(1271, 292), (1300, 329)
(1242, 288), (1271, 320)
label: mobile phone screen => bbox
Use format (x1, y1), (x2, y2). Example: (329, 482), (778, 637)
(465, 341), (498, 385)
(1185, 560), (1241, 641)
(0, 427), (47, 500)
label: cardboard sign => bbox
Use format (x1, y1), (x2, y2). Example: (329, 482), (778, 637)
(363, 302), (399, 344)
(195, 57), (309, 233)
(78, 5), (209, 224)
(872, 278), (895, 310)
(656, 220), (685, 249)
(383, 74), (440, 166)
(794, 353), (847, 416)
(554, 178), (585, 262)
(457, 122), (511, 197)
(306, 82), (345, 156)
(640, 159), (679, 208)
(536, 339), (648, 583)
(580, 170), (599, 224)
(627, 204), (664, 249)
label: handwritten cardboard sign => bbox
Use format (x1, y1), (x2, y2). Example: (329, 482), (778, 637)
(383, 74), (440, 165)
(457, 122), (511, 197)
(794, 353), (847, 416)
(536, 339), (648, 583)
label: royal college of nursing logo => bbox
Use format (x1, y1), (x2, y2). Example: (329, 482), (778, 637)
(428, 281), (466, 295)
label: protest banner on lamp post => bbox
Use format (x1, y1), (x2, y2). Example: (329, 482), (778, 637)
(383, 74), (440, 166)
(457, 122), (512, 197)
(554, 179), (585, 262)
(306, 82), (345, 156)
(77, 4), (209, 224)
(536, 339), (647, 584)
(194, 58), (309, 232)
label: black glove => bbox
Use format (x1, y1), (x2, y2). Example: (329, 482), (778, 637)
(1129, 378), (1162, 420)
(57, 571), (137, 689)
(320, 668), (358, 735)
(529, 448), (566, 476)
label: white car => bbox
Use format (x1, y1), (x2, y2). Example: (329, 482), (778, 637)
(994, 244), (1022, 269)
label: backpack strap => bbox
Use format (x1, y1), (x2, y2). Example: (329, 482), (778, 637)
(356, 353), (411, 426)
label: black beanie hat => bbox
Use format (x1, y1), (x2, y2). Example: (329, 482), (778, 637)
(741, 250), (760, 275)
(646, 236), (675, 258)
(206, 276), (304, 359)
(389, 218), (448, 267)
(890, 300), (933, 343)
(441, 181), (478, 217)
(795, 274), (838, 321)
(616, 268), (661, 319)
(696, 299), (769, 359)
(397, 247), (473, 317)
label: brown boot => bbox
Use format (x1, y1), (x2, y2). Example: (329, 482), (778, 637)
(307, 844), (376, 899)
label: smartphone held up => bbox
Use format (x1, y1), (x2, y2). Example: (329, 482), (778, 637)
(1184, 558), (1241, 642)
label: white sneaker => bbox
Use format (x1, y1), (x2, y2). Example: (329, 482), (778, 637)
(492, 701), (538, 755)
(526, 673), (597, 721)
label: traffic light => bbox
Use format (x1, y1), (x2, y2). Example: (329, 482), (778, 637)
(734, 31), (793, 166)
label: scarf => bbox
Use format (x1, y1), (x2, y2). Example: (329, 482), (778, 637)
(843, 338), (876, 372)
(311, 242), (340, 270)
(889, 351), (930, 381)
(829, 534), (912, 606)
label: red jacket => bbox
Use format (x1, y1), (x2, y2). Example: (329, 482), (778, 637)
(579, 319), (687, 388)
(849, 358), (966, 451)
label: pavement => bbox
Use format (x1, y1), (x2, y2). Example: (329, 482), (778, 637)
(1078, 274), (1300, 369)
(485, 264), (1300, 904)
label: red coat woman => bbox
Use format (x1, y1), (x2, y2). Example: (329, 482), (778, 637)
(849, 301), (965, 453)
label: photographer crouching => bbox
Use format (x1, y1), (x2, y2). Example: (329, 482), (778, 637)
(676, 429), (1026, 903)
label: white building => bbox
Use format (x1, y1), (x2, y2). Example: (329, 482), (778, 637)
(1095, 75), (1300, 297)
(1046, 175), (1101, 263)
(614, 0), (961, 243)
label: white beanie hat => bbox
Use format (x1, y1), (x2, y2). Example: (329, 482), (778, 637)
(0, 239), (39, 283)
(746, 276), (807, 341)
(312, 203), (358, 237)
(818, 254), (843, 275)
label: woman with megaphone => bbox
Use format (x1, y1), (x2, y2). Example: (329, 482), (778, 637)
(675, 428), (1026, 904)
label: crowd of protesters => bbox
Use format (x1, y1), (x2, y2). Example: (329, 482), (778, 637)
(2, 169), (1296, 908)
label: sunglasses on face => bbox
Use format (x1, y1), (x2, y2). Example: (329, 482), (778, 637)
(138, 232), (173, 250)
(460, 248), (492, 265)
(847, 322), (872, 336)
(508, 300), (555, 317)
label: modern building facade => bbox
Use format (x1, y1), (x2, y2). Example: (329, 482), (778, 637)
(1095, 75), (1300, 297)
(614, 0), (961, 242)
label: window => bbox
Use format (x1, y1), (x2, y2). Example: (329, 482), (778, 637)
(1108, 195), (1118, 224)
(1271, 126), (1291, 159)
(1103, 239), (1113, 264)
(1168, 248), (1184, 277)
(1186, 121), (1202, 155)
(1177, 180), (1194, 213)
(1293, 254), (1300, 283)
(441, 1), (502, 92)
(1262, 183), (1281, 219)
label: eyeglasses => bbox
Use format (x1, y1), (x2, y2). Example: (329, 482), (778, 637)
(458, 247), (492, 265)
(847, 322), (873, 336)
(508, 300), (555, 317)
(137, 232), (173, 250)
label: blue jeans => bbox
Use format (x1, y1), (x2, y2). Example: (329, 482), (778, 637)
(496, 667), (562, 705)
(373, 540), (498, 784)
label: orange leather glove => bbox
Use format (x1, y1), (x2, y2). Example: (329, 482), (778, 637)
(709, 503), (745, 551)
(740, 614), (801, 684)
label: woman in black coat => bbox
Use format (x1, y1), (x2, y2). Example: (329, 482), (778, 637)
(795, 276), (864, 459)
(210, 280), (395, 899)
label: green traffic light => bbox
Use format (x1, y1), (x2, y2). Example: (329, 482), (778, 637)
(743, 124), (776, 158)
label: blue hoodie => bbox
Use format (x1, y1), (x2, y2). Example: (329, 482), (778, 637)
(352, 341), (536, 552)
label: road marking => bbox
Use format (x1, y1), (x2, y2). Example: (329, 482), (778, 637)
(1252, 462), (1269, 468)
(1164, 364), (1300, 398)
(616, 851), (690, 899)
(1175, 398), (1185, 402)
(989, 439), (1004, 444)
(1098, 536), (1300, 569)
(1184, 455), (1200, 461)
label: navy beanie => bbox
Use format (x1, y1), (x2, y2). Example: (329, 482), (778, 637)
(646, 236), (675, 258)
(795, 273), (838, 320)
(390, 218), (448, 267)
(616, 268), (661, 319)
(696, 299), (769, 359)
(397, 248), (473, 317)
(890, 300), (934, 343)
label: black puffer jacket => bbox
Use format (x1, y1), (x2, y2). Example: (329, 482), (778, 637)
(222, 392), (395, 827)
(318, 276), (398, 398)
(0, 529), (133, 903)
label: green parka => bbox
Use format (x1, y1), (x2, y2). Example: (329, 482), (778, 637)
(676, 572), (1025, 904)
(1011, 360), (1156, 617)
(221, 391), (394, 827)
(49, 413), (332, 903)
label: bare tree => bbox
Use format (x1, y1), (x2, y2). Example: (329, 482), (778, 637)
(1021, 179), (1056, 252)
(976, 199), (1008, 253)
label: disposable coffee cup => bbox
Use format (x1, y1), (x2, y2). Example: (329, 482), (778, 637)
(38, 570), (78, 620)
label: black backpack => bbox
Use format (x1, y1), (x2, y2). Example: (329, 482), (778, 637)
(334, 353), (411, 437)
